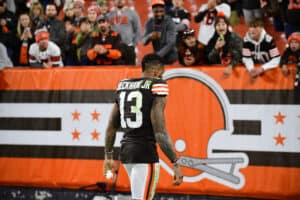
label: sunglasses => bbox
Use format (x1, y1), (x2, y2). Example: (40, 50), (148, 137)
(183, 29), (195, 38)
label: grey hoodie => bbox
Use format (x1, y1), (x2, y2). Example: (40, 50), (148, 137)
(0, 42), (13, 69)
(107, 7), (142, 46)
(142, 15), (178, 64)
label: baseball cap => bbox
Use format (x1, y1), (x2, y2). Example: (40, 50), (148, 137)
(183, 29), (195, 39)
(151, 0), (165, 7)
(97, 15), (108, 23)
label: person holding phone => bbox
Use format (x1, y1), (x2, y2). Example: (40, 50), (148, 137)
(205, 12), (243, 76)
(16, 13), (34, 66)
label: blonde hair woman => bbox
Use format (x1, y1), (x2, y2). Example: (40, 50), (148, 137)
(16, 13), (35, 66)
(29, 1), (45, 29)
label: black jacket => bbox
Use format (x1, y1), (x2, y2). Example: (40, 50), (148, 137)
(45, 17), (67, 59)
(206, 31), (243, 67)
(0, 10), (17, 48)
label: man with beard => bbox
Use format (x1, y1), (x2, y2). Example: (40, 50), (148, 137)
(142, 0), (177, 64)
(87, 15), (123, 65)
(107, 0), (142, 65)
(44, 3), (67, 62)
(28, 28), (63, 67)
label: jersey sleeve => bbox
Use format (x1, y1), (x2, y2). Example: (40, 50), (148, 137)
(242, 40), (252, 58)
(268, 38), (280, 59)
(151, 79), (169, 96)
(28, 44), (38, 64)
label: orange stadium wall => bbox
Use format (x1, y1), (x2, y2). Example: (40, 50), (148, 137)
(0, 66), (299, 199)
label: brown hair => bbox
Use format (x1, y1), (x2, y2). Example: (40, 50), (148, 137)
(248, 18), (264, 27)
(29, 2), (44, 19)
(214, 15), (230, 27)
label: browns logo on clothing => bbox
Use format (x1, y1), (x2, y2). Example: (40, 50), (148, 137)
(87, 30), (123, 65)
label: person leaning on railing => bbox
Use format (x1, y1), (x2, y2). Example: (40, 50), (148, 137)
(205, 12), (243, 76)
(177, 28), (206, 66)
(242, 18), (280, 79)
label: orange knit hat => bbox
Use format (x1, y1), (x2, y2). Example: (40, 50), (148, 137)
(288, 32), (300, 44)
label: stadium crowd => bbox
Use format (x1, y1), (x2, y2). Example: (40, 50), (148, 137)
(0, 0), (299, 84)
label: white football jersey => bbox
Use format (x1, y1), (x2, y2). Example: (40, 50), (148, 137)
(197, 3), (231, 45)
(29, 41), (63, 67)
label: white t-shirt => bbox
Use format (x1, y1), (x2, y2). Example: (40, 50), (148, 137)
(197, 3), (231, 45)
(29, 41), (63, 67)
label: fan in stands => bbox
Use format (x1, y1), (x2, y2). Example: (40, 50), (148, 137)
(28, 27), (64, 67)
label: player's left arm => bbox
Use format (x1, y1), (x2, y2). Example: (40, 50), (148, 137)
(103, 103), (120, 177)
(151, 96), (183, 185)
(151, 96), (177, 162)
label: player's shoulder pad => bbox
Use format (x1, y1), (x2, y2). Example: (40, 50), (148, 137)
(151, 78), (168, 96)
(120, 78), (130, 82)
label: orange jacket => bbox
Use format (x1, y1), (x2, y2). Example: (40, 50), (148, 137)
(87, 30), (123, 65)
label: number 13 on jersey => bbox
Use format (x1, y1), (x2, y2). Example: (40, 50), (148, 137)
(119, 91), (143, 129)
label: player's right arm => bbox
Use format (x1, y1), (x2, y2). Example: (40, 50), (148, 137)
(151, 96), (183, 186)
(103, 103), (120, 176)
